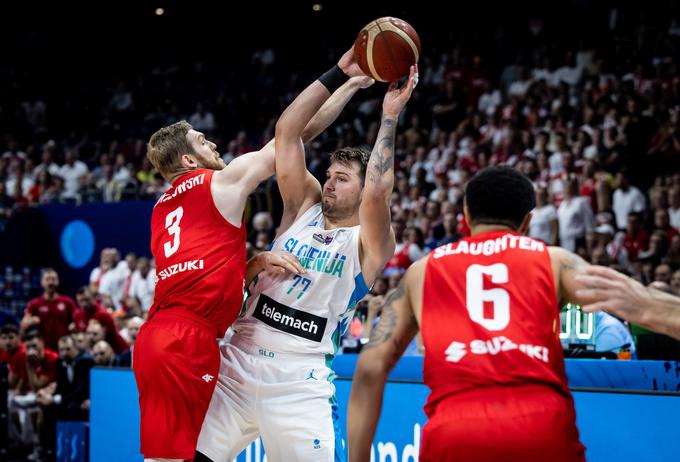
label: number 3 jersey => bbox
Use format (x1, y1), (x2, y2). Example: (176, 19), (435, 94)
(232, 203), (369, 357)
(422, 230), (570, 416)
(148, 169), (246, 336)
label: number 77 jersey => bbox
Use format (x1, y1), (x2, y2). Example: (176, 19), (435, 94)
(148, 169), (246, 336)
(422, 230), (570, 415)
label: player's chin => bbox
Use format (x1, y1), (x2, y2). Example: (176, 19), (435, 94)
(321, 199), (333, 213)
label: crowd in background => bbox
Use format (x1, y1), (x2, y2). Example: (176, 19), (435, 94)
(2, 3), (680, 460)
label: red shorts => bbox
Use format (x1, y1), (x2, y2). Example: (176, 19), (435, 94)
(421, 384), (586, 462)
(132, 309), (220, 460)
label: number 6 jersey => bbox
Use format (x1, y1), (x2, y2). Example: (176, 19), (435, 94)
(148, 169), (246, 336)
(422, 230), (570, 416)
(232, 203), (369, 357)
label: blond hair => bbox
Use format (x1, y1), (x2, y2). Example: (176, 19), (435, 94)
(146, 121), (196, 180)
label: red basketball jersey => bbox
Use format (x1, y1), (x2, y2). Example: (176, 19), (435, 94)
(148, 169), (246, 336)
(422, 230), (569, 416)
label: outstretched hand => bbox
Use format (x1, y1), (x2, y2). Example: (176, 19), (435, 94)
(382, 65), (418, 118)
(575, 265), (649, 318)
(338, 45), (369, 79)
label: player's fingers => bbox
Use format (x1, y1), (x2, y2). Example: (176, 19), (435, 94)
(583, 265), (624, 280)
(574, 274), (614, 290)
(580, 302), (610, 313)
(574, 287), (609, 302)
(388, 81), (398, 92)
(271, 258), (301, 276)
(279, 252), (305, 274)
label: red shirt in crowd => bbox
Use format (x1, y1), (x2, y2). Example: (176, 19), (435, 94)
(624, 230), (650, 259)
(73, 304), (129, 354)
(13, 348), (58, 393)
(0, 343), (26, 373)
(25, 294), (79, 351)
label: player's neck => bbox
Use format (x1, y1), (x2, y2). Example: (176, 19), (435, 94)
(470, 224), (518, 236)
(324, 212), (359, 230)
(43, 291), (57, 301)
(167, 167), (199, 184)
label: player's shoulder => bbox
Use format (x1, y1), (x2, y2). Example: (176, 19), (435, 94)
(405, 255), (429, 284)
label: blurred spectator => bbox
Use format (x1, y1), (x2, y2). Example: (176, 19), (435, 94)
(58, 150), (88, 202)
(85, 320), (106, 348)
(71, 331), (89, 355)
(128, 257), (155, 312)
(671, 269), (680, 293)
(612, 170), (646, 230)
(529, 186), (558, 245)
(120, 316), (144, 351)
(37, 335), (94, 459)
(0, 324), (25, 369)
(668, 186), (680, 230)
(73, 287), (129, 354)
(92, 340), (120, 367)
(20, 268), (78, 351)
(557, 174), (595, 251)
(188, 103), (216, 133)
(623, 212), (649, 260)
(98, 248), (129, 309)
(654, 263), (673, 284)
(89, 248), (114, 292)
(384, 224), (427, 276)
(9, 330), (58, 394)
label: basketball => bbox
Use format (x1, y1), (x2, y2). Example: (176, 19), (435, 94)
(354, 17), (421, 82)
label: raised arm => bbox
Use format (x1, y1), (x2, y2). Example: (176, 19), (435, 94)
(359, 66), (417, 283)
(275, 47), (369, 231)
(347, 261), (422, 462)
(212, 62), (369, 227)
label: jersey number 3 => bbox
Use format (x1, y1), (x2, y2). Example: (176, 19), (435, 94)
(163, 206), (184, 257)
(466, 263), (510, 331)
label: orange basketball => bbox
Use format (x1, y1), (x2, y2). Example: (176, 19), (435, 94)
(354, 17), (421, 82)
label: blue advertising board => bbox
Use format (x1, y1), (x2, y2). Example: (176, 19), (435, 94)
(91, 357), (680, 462)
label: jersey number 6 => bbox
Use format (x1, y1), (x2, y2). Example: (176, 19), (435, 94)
(466, 263), (510, 331)
(163, 206), (184, 257)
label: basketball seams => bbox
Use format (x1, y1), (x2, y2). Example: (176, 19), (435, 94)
(357, 16), (420, 82)
(364, 22), (384, 82)
(381, 20), (420, 63)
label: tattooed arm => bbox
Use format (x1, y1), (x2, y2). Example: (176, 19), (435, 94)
(347, 260), (422, 462)
(548, 246), (592, 306)
(358, 66), (418, 286)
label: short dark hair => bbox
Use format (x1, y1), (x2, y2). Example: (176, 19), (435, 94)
(23, 328), (43, 342)
(465, 166), (535, 229)
(329, 148), (369, 183)
(58, 335), (74, 346)
(1, 324), (19, 335)
(76, 285), (92, 297)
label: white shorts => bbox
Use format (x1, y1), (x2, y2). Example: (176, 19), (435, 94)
(197, 335), (346, 462)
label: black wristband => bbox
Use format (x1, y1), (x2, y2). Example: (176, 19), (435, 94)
(318, 65), (349, 93)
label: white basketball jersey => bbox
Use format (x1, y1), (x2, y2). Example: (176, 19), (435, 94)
(232, 203), (368, 357)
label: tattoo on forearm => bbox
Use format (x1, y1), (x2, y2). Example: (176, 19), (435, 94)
(560, 252), (587, 273)
(367, 117), (396, 183)
(364, 280), (408, 349)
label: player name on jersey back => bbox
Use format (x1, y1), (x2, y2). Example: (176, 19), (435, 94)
(433, 233), (545, 259)
(156, 173), (206, 204)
